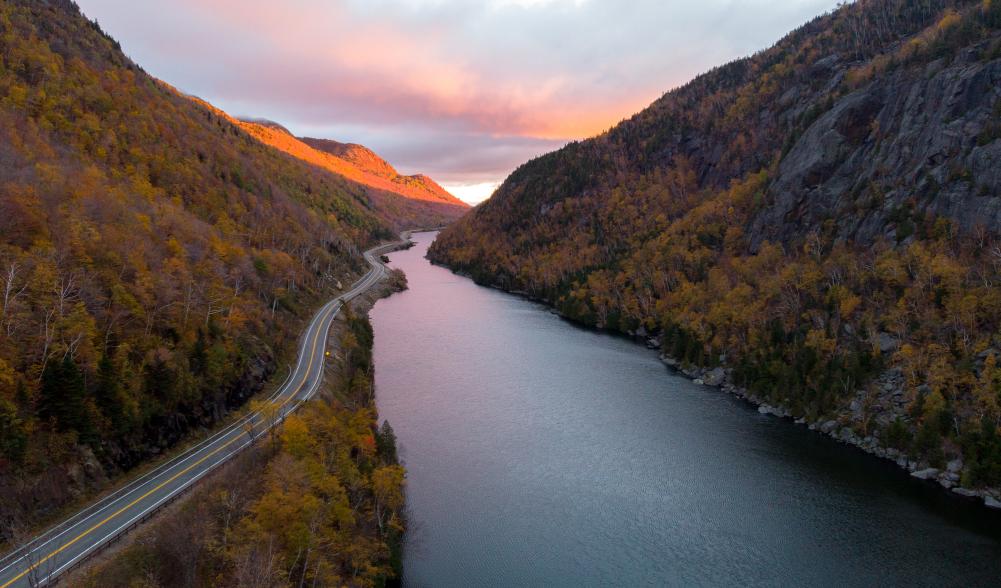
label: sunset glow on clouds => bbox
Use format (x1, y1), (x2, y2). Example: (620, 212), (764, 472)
(75, 0), (839, 203)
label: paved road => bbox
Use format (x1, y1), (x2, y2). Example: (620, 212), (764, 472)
(0, 239), (406, 588)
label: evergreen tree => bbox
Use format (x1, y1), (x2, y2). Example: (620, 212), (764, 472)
(376, 420), (398, 464)
(38, 355), (94, 442)
(190, 328), (208, 376)
(0, 398), (26, 464)
(96, 351), (128, 435)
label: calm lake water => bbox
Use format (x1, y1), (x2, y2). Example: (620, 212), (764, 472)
(371, 232), (1001, 587)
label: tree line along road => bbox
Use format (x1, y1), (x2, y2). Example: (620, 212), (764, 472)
(0, 238), (408, 588)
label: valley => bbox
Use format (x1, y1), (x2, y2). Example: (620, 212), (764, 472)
(2, 0), (1001, 585)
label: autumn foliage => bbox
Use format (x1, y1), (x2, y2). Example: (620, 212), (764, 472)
(81, 312), (405, 587)
(0, 0), (405, 532)
(432, 0), (1001, 487)
(240, 121), (469, 230)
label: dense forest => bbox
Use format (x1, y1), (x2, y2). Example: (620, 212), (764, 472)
(81, 311), (405, 588)
(0, 0), (409, 536)
(431, 0), (1001, 496)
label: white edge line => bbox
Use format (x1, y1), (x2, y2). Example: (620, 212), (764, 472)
(3, 239), (398, 585)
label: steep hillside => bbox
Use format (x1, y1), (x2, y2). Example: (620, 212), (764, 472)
(302, 139), (400, 181)
(81, 311), (405, 588)
(432, 0), (1001, 498)
(239, 122), (469, 229)
(302, 137), (459, 205)
(0, 0), (399, 533)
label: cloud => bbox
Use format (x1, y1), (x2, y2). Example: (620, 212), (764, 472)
(76, 0), (840, 203)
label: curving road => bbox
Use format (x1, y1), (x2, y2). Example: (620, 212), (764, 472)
(0, 239), (407, 588)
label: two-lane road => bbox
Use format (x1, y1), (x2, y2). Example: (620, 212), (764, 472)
(0, 239), (406, 587)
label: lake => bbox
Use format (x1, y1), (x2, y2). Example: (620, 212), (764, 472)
(371, 231), (1001, 587)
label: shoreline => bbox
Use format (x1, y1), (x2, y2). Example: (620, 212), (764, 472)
(434, 261), (1001, 514)
(660, 355), (1001, 510)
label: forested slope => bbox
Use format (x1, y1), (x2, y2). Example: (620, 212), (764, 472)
(82, 311), (406, 588)
(302, 136), (464, 208)
(0, 0), (399, 534)
(431, 0), (1001, 496)
(241, 121), (469, 229)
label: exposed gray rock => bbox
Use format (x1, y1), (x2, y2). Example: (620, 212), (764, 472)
(703, 367), (726, 387)
(947, 458), (964, 474)
(985, 496), (1001, 510)
(953, 487), (980, 498)
(876, 333), (900, 354)
(820, 420), (839, 434)
(750, 59), (1001, 248)
(759, 405), (786, 417)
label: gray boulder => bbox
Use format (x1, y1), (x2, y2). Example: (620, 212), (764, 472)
(703, 367), (726, 387)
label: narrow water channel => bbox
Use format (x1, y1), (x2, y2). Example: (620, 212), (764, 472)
(371, 231), (1001, 587)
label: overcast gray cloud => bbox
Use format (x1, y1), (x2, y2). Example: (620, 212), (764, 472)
(75, 0), (840, 202)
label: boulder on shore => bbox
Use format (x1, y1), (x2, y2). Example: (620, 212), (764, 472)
(911, 468), (940, 480)
(703, 367), (726, 387)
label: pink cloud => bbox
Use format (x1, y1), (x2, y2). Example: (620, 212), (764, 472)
(76, 0), (841, 190)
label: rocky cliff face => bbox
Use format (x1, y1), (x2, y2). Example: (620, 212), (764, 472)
(753, 48), (1001, 247)
(430, 0), (1001, 506)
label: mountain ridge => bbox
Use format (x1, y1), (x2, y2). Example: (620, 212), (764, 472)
(431, 0), (1001, 499)
(238, 121), (468, 228)
(302, 136), (461, 206)
(0, 0), (410, 546)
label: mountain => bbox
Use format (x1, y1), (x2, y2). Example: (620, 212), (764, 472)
(431, 0), (1001, 495)
(0, 0), (418, 533)
(302, 136), (458, 205)
(240, 121), (469, 229)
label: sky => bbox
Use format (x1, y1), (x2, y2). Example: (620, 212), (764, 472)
(75, 0), (840, 204)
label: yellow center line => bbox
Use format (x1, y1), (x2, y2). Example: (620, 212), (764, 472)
(0, 290), (346, 588)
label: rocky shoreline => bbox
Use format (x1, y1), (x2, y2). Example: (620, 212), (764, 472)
(653, 344), (1001, 511)
(437, 261), (1001, 511)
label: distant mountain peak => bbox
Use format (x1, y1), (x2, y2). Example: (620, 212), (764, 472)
(302, 138), (400, 180)
(237, 120), (468, 226)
